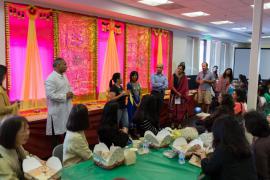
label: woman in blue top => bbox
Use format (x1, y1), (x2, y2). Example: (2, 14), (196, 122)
(127, 71), (141, 129)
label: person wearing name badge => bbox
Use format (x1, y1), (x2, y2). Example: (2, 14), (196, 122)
(196, 62), (215, 113)
(169, 62), (189, 128)
(45, 57), (73, 148)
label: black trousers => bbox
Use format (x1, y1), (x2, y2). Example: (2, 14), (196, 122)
(151, 90), (165, 128)
(51, 118), (62, 149)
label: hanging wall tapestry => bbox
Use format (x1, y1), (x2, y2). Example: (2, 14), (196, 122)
(57, 11), (97, 102)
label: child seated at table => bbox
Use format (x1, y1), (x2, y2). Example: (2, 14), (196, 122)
(63, 104), (92, 167)
(98, 102), (129, 148)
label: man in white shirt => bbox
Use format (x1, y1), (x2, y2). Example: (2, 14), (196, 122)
(45, 58), (73, 147)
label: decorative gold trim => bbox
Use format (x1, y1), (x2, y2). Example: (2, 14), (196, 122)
(167, 32), (170, 77)
(4, 3), (11, 91)
(95, 18), (99, 100)
(92, 17), (98, 100)
(53, 10), (59, 58)
(148, 28), (152, 92)
(124, 23), (128, 89)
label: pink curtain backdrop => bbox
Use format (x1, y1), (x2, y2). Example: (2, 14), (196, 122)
(8, 4), (53, 101)
(151, 29), (170, 79)
(58, 12), (96, 96)
(125, 24), (150, 90)
(97, 19), (125, 95)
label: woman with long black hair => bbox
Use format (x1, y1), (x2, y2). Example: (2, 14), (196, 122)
(133, 95), (159, 136)
(98, 102), (129, 148)
(196, 115), (257, 180)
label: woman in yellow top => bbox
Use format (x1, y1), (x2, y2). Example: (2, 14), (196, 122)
(63, 104), (92, 167)
(0, 65), (19, 120)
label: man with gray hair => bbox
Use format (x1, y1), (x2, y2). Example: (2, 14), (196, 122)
(45, 57), (73, 148)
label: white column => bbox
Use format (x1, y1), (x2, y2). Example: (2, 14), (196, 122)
(0, 0), (6, 65)
(247, 0), (264, 110)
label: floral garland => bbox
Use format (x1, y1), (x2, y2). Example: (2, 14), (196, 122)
(101, 20), (122, 34)
(7, 4), (52, 20)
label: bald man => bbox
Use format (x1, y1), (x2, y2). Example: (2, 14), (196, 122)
(151, 64), (168, 126)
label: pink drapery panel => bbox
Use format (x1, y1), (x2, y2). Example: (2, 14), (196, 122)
(97, 19), (125, 97)
(58, 12), (96, 97)
(150, 29), (170, 78)
(7, 3), (53, 101)
(125, 24), (150, 91)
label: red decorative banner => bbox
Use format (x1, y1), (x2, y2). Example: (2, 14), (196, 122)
(58, 12), (97, 98)
(125, 24), (150, 91)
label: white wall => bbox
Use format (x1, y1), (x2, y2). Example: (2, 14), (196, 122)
(172, 30), (187, 74)
(0, 1), (5, 65)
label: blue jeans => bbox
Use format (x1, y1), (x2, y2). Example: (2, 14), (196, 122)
(117, 108), (129, 128)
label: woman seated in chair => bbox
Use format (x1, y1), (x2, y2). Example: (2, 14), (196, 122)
(0, 116), (30, 180)
(63, 104), (92, 167)
(98, 102), (129, 148)
(133, 95), (159, 136)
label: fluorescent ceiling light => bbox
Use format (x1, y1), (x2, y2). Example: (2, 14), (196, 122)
(251, 2), (270, 9)
(232, 27), (247, 31)
(262, 36), (270, 38)
(182, 11), (209, 17)
(210, 20), (234, 25)
(138, 0), (173, 6)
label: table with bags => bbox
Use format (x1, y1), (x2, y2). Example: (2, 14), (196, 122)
(61, 148), (201, 180)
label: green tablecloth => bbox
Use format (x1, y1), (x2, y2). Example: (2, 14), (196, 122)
(61, 148), (201, 180)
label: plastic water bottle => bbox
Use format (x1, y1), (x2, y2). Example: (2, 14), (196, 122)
(178, 151), (185, 165)
(142, 139), (149, 153)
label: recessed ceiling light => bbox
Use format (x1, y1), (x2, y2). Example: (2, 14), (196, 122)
(262, 35), (270, 38)
(232, 27), (247, 31)
(251, 2), (270, 9)
(182, 11), (210, 17)
(210, 20), (234, 25)
(138, 0), (173, 6)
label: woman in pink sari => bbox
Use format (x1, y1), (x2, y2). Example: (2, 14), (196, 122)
(169, 62), (189, 128)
